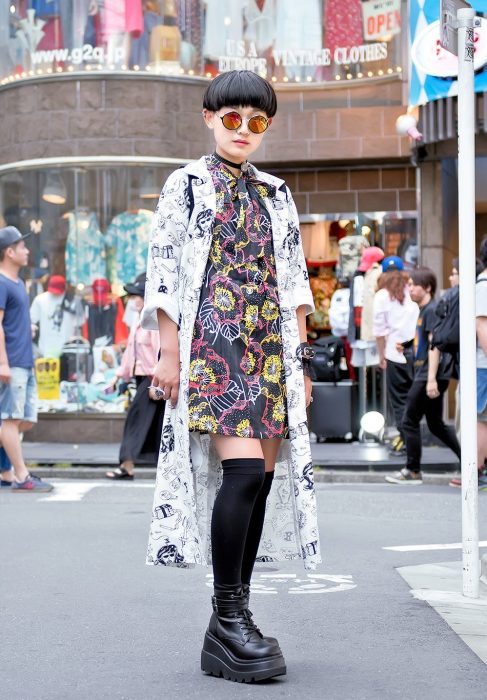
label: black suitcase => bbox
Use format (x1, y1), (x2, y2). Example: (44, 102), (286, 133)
(309, 381), (358, 440)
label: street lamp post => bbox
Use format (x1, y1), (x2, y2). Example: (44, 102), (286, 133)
(441, 0), (480, 598)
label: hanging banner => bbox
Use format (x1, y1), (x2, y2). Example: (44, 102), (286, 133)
(409, 0), (487, 106)
(362, 0), (402, 41)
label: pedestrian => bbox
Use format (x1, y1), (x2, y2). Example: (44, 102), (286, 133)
(450, 240), (487, 489)
(142, 70), (320, 683)
(105, 273), (163, 480)
(0, 226), (52, 491)
(386, 267), (461, 484)
(374, 257), (419, 455)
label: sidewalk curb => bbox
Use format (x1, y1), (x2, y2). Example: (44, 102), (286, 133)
(25, 465), (461, 486)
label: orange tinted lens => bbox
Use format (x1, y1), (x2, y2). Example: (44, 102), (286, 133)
(248, 115), (269, 134)
(221, 112), (242, 130)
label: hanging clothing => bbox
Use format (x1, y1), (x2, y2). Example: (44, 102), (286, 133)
(323, 0), (363, 57)
(30, 291), (83, 358)
(203, 0), (246, 60)
(64, 211), (106, 287)
(105, 210), (152, 287)
(188, 155), (287, 439)
(274, 0), (321, 80)
(337, 234), (369, 281)
(244, 0), (276, 53)
(83, 297), (128, 347)
(142, 156), (320, 571)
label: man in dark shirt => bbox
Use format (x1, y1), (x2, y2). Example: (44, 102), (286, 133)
(0, 226), (52, 491)
(386, 267), (461, 484)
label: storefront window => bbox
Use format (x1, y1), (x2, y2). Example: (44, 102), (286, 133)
(0, 163), (173, 414)
(1, 1), (405, 85)
(300, 212), (417, 333)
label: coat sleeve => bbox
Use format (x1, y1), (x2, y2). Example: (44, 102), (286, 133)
(141, 169), (190, 330)
(286, 187), (315, 315)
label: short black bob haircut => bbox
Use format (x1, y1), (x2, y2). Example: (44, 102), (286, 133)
(203, 70), (277, 117)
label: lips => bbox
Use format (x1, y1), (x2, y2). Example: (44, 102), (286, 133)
(234, 140), (249, 145)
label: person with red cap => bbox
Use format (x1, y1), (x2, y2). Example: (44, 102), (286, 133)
(348, 246), (384, 367)
(30, 275), (82, 359)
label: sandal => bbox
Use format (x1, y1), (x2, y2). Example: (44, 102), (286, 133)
(105, 467), (134, 480)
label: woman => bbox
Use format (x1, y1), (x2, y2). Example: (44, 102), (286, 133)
(142, 70), (321, 683)
(373, 259), (419, 454)
(106, 273), (163, 480)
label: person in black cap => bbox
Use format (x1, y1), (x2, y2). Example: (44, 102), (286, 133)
(0, 226), (53, 491)
(106, 273), (163, 479)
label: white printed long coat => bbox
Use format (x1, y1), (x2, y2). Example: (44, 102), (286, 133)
(141, 156), (322, 571)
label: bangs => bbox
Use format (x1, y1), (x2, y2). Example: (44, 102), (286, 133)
(203, 70), (277, 117)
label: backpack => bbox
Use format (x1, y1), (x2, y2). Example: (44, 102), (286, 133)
(310, 335), (347, 383)
(431, 286), (459, 354)
(432, 279), (487, 354)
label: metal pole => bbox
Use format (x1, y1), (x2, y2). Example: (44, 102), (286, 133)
(457, 6), (479, 599)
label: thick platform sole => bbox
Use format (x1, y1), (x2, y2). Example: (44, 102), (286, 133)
(201, 631), (286, 683)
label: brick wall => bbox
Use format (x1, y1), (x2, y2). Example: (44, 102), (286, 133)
(271, 165), (417, 216)
(0, 74), (412, 169)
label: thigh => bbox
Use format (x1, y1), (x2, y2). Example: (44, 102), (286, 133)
(260, 438), (282, 473)
(210, 435), (264, 462)
(404, 381), (427, 425)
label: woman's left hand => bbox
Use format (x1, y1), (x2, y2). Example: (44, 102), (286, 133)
(305, 374), (313, 408)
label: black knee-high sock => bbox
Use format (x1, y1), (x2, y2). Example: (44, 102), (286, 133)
(241, 471), (274, 586)
(211, 458), (265, 592)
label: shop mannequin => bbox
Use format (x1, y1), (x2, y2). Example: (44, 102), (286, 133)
(30, 275), (83, 358)
(348, 246), (384, 368)
(336, 229), (369, 282)
(83, 278), (128, 347)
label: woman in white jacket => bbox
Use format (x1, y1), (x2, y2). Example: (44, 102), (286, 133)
(373, 257), (419, 453)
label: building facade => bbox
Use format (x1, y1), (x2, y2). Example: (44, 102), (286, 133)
(0, 1), (414, 438)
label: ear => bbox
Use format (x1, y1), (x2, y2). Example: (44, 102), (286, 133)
(202, 109), (215, 130)
(267, 117), (273, 128)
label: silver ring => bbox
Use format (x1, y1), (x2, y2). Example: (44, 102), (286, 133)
(310, 396), (314, 403)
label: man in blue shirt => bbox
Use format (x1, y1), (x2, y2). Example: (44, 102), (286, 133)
(0, 226), (52, 491)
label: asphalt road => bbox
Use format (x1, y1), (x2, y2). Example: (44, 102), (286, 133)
(1, 481), (487, 700)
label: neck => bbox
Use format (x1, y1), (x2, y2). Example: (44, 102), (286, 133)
(213, 150), (247, 177)
(419, 293), (431, 308)
(0, 261), (20, 280)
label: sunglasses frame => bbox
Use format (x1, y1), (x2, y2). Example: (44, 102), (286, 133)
(218, 111), (270, 134)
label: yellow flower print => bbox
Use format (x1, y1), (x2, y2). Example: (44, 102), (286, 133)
(210, 239), (222, 265)
(244, 305), (258, 332)
(241, 352), (256, 374)
(273, 399), (286, 423)
(214, 284), (236, 312)
(236, 419), (252, 437)
(189, 359), (216, 389)
(262, 299), (279, 321)
(263, 355), (282, 383)
(199, 415), (218, 432)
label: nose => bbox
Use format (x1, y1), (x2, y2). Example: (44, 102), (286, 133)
(236, 118), (250, 135)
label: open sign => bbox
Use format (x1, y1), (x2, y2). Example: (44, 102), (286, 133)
(362, 0), (402, 41)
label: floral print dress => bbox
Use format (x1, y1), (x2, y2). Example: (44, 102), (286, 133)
(188, 155), (288, 439)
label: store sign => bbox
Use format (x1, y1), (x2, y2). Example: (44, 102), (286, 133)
(409, 0), (487, 106)
(411, 18), (487, 77)
(219, 41), (389, 73)
(362, 0), (402, 41)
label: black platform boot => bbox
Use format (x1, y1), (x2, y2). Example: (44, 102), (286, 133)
(241, 583), (279, 646)
(201, 587), (286, 683)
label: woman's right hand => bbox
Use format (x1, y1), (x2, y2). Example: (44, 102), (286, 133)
(151, 347), (180, 408)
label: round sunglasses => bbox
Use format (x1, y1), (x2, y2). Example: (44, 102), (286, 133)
(218, 111), (270, 134)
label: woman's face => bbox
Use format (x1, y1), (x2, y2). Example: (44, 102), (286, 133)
(203, 105), (271, 163)
(449, 267), (459, 287)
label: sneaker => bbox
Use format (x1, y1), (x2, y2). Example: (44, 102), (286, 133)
(385, 467), (423, 484)
(450, 468), (487, 489)
(12, 474), (54, 492)
(0, 478), (13, 488)
(388, 436), (406, 456)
